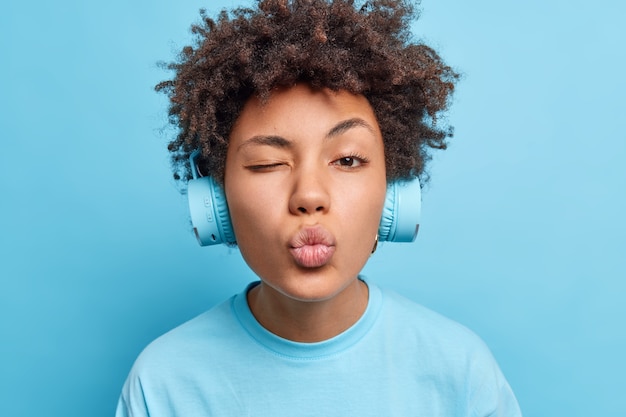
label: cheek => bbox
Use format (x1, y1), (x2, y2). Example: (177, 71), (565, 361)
(333, 182), (386, 257)
(336, 177), (386, 224)
(226, 181), (284, 246)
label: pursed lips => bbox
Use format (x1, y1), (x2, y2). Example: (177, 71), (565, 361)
(288, 226), (336, 268)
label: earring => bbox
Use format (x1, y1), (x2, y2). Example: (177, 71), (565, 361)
(371, 234), (378, 254)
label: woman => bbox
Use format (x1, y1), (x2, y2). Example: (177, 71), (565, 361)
(117, 1), (522, 415)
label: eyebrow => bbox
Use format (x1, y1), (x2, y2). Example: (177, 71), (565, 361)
(326, 118), (376, 138)
(237, 117), (376, 150)
(238, 135), (292, 150)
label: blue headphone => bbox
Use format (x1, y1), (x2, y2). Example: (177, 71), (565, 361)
(187, 150), (421, 246)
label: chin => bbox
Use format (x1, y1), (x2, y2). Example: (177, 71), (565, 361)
(268, 269), (360, 303)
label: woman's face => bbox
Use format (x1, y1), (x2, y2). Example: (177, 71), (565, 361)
(224, 84), (386, 303)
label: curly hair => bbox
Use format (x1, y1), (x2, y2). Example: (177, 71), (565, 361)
(156, 0), (458, 185)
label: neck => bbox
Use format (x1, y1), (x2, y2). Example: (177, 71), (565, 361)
(247, 278), (369, 343)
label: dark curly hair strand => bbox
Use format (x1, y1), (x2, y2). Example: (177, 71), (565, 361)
(156, 0), (458, 185)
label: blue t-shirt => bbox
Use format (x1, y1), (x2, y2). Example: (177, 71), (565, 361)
(116, 281), (521, 416)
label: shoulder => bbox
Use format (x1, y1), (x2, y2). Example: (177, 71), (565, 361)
(130, 296), (239, 376)
(376, 286), (522, 417)
(379, 287), (488, 352)
(368, 284), (501, 384)
(117, 294), (259, 415)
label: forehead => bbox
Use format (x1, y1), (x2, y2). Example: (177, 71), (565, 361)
(229, 84), (381, 143)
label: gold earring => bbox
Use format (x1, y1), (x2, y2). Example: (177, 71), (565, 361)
(371, 234), (378, 254)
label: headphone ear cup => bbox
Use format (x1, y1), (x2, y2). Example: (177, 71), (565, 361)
(187, 176), (235, 246)
(378, 179), (421, 242)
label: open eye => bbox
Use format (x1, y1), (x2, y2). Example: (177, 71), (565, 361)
(332, 154), (369, 169)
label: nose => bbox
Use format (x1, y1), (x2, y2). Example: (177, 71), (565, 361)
(288, 168), (331, 216)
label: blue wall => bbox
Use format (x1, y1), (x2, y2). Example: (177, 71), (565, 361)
(1, 1), (624, 416)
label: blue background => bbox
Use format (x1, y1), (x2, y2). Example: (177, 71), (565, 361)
(1, 0), (624, 416)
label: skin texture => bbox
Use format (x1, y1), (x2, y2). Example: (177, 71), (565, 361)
(224, 84), (386, 342)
